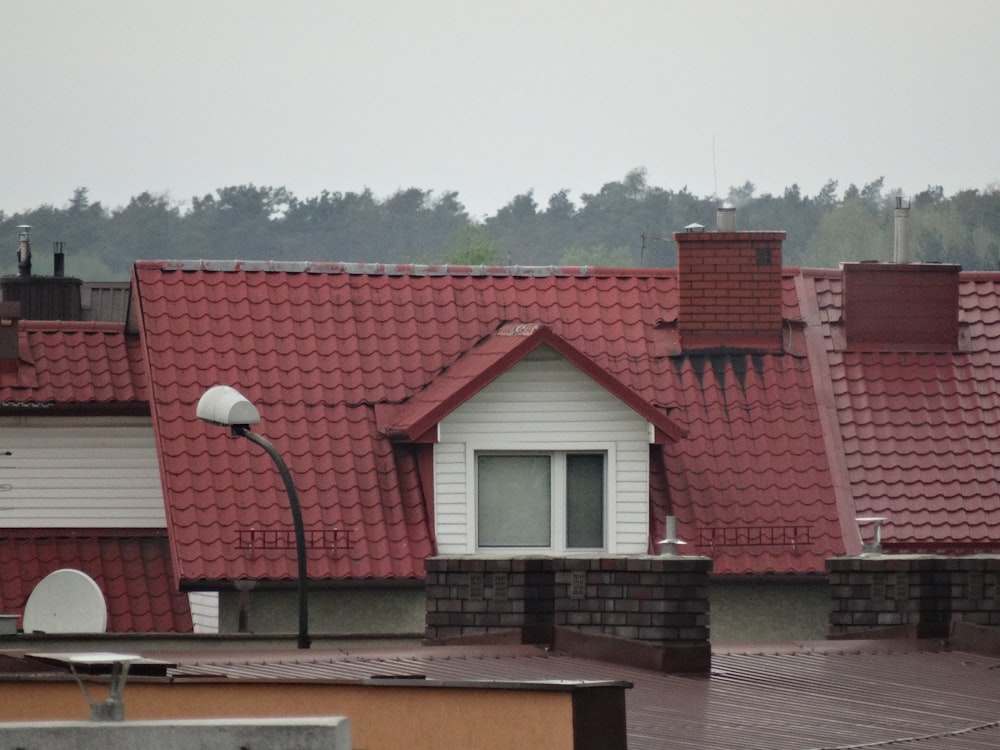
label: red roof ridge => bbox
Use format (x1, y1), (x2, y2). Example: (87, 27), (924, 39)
(133, 259), (678, 278)
(381, 322), (686, 444)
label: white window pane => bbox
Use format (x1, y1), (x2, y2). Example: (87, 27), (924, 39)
(478, 455), (551, 547)
(566, 453), (604, 548)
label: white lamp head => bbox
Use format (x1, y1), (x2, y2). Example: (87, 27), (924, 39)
(196, 385), (261, 427)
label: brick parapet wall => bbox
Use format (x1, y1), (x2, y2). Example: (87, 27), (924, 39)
(828, 555), (1000, 637)
(425, 556), (711, 645)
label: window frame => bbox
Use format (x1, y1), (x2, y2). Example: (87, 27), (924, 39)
(469, 441), (615, 554)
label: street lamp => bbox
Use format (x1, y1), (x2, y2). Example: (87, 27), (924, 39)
(196, 385), (311, 649)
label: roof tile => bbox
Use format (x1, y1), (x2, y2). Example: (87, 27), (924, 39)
(0, 322), (147, 408)
(135, 262), (843, 581)
(809, 270), (1000, 551)
(0, 531), (192, 633)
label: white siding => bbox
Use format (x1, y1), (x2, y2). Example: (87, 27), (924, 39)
(188, 591), (220, 633)
(434, 349), (652, 554)
(433, 442), (470, 552)
(0, 416), (166, 527)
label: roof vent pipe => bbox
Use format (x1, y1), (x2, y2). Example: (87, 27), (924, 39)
(16, 225), (31, 277)
(53, 242), (65, 278)
(717, 206), (736, 232)
(893, 197), (911, 263)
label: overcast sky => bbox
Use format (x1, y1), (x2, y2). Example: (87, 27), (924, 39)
(3, 1), (998, 218)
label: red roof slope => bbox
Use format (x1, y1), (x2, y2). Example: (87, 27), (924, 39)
(0, 321), (148, 409)
(381, 322), (685, 443)
(810, 269), (1000, 552)
(133, 261), (845, 583)
(0, 530), (193, 633)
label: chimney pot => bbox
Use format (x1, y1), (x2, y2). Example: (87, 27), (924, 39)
(16, 225), (32, 278)
(53, 242), (65, 278)
(893, 198), (911, 264)
(716, 207), (737, 232)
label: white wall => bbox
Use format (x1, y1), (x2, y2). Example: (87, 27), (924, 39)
(434, 347), (652, 554)
(0, 416), (166, 527)
(188, 591), (220, 634)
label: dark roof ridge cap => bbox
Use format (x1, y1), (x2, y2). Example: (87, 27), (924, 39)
(20, 320), (125, 333)
(0, 527), (169, 540)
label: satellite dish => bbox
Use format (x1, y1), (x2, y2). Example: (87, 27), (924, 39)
(23, 568), (108, 634)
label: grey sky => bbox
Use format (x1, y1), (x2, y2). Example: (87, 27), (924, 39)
(3, 0), (998, 218)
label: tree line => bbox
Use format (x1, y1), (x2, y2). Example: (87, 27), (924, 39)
(2, 169), (999, 281)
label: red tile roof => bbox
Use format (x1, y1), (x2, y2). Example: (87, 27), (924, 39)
(0, 321), (148, 410)
(381, 322), (686, 443)
(0, 530), (193, 633)
(810, 269), (1000, 553)
(133, 261), (846, 583)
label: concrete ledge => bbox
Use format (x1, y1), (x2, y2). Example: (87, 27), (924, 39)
(949, 621), (1000, 655)
(827, 624), (924, 641)
(0, 717), (351, 750)
(424, 624), (711, 674)
(551, 626), (711, 674)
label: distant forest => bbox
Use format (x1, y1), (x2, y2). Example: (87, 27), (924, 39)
(2, 168), (1000, 281)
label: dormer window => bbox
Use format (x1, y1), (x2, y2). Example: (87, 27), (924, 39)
(477, 451), (605, 550)
(380, 322), (685, 557)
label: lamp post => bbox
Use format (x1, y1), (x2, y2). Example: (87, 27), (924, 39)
(196, 385), (311, 649)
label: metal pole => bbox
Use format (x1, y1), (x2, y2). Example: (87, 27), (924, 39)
(234, 426), (311, 648)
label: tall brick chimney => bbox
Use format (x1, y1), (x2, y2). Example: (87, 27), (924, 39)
(673, 210), (786, 352)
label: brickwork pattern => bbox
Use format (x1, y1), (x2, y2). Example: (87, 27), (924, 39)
(674, 231), (786, 340)
(425, 556), (711, 644)
(828, 555), (1000, 637)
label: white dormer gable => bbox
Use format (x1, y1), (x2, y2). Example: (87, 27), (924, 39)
(433, 346), (657, 554)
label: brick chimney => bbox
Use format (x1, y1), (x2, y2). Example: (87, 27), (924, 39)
(841, 262), (961, 351)
(673, 210), (786, 352)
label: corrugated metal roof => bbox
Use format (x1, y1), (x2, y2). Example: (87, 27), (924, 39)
(132, 262), (844, 584)
(81, 282), (132, 323)
(0, 530), (193, 633)
(167, 641), (1000, 750)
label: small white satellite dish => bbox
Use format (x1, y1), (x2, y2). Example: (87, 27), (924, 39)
(23, 568), (108, 634)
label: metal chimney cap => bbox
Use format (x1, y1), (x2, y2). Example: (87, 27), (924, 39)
(716, 206), (737, 232)
(684, 223), (706, 233)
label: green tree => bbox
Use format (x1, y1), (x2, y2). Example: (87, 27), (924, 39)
(484, 192), (540, 265)
(801, 198), (892, 267)
(443, 225), (500, 265)
(559, 244), (635, 267)
(104, 192), (181, 275)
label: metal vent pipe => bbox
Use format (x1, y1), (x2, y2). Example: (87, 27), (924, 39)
(717, 206), (736, 232)
(893, 197), (911, 263)
(53, 242), (65, 277)
(16, 225), (31, 277)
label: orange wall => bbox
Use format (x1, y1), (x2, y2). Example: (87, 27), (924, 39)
(0, 680), (578, 750)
